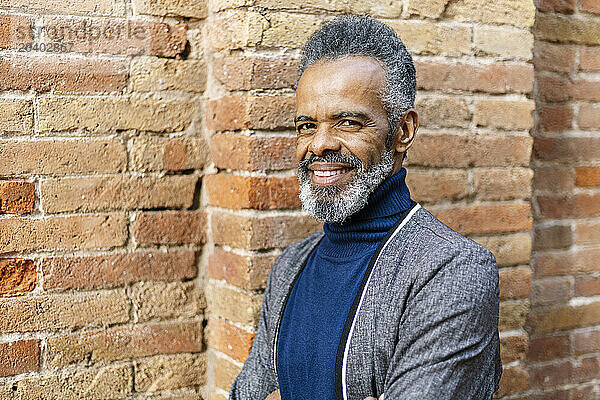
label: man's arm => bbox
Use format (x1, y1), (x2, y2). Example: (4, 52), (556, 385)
(383, 246), (502, 399)
(230, 271), (279, 400)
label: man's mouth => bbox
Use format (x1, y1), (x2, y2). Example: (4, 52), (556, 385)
(308, 163), (353, 185)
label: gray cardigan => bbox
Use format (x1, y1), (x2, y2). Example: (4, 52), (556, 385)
(230, 204), (502, 400)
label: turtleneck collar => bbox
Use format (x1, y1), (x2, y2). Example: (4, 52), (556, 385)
(318, 168), (413, 259)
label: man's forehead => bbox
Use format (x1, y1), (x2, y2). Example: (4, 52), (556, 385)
(296, 56), (386, 92)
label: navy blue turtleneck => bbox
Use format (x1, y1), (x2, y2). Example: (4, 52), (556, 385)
(276, 168), (413, 400)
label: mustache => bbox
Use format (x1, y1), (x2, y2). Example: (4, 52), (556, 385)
(298, 152), (363, 171)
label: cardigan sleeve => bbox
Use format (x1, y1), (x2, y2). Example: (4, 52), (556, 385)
(229, 269), (279, 400)
(383, 245), (502, 399)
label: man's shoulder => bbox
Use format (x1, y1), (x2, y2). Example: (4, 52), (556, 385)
(268, 229), (324, 283)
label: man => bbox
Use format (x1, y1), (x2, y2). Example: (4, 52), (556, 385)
(230, 15), (502, 400)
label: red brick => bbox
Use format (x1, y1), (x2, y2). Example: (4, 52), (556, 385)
(206, 174), (300, 210)
(530, 360), (573, 388)
(0, 181), (35, 215)
(536, 193), (600, 218)
(533, 224), (573, 250)
(577, 103), (600, 130)
(46, 321), (203, 368)
(538, 0), (576, 13)
(531, 277), (572, 306)
(527, 334), (570, 362)
(213, 55), (299, 90)
(500, 333), (528, 363)
(529, 390), (570, 400)
(533, 247), (600, 276)
(538, 75), (600, 102)
(571, 384), (600, 400)
(499, 267), (531, 300)
(580, 47), (600, 72)
(575, 220), (600, 245)
(211, 211), (321, 250)
(0, 139), (127, 175)
(580, 0), (600, 14)
(406, 170), (469, 203)
(415, 61), (533, 93)
(205, 96), (295, 131)
(132, 211), (206, 246)
(431, 202), (532, 235)
(537, 104), (573, 133)
(10, 0), (124, 15)
(534, 137), (600, 163)
(573, 328), (600, 355)
(0, 339), (39, 377)
(573, 355), (600, 382)
(0, 259), (36, 296)
(208, 318), (255, 363)
(211, 134), (296, 172)
(0, 55), (127, 93)
(130, 135), (208, 172)
(42, 249), (196, 291)
(534, 41), (576, 73)
(407, 133), (532, 167)
(41, 16), (186, 57)
(0, 15), (32, 50)
(575, 166), (600, 187)
(575, 276), (600, 297)
(529, 301), (600, 334)
(208, 247), (276, 291)
(533, 166), (574, 193)
(495, 365), (529, 397)
(40, 174), (197, 213)
(0, 213), (127, 254)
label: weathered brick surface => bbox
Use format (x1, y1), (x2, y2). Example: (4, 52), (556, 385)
(132, 281), (205, 322)
(41, 16), (186, 57)
(0, 213), (127, 254)
(473, 99), (535, 130)
(130, 135), (208, 172)
(1, 364), (132, 400)
(211, 211), (321, 250)
(0, 259), (36, 295)
(499, 300), (530, 331)
(499, 267), (531, 300)
(208, 318), (255, 363)
(46, 321), (203, 367)
(206, 96), (295, 131)
(40, 174), (197, 213)
(0, 339), (39, 377)
(0, 99), (33, 134)
(500, 333), (528, 363)
(473, 232), (532, 267)
(0, 55), (127, 93)
(6, 0), (125, 15)
(38, 96), (196, 133)
(0, 14), (33, 50)
(445, 0), (536, 27)
(213, 56), (299, 90)
(205, 174), (301, 210)
(0, 289), (129, 333)
(415, 95), (470, 128)
(0, 181), (35, 214)
(132, 211), (206, 246)
(473, 168), (533, 201)
(42, 249), (196, 290)
(388, 20), (470, 56)
(131, 58), (207, 92)
(133, 0), (208, 18)
(473, 26), (533, 59)
(208, 247), (276, 291)
(535, 13), (600, 45)
(135, 353), (207, 392)
(406, 169), (469, 203)
(206, 281), (262, 325)
(0, 139), (127, 175)
(212, 352), (241, 392)
(210, 134), (296, 171)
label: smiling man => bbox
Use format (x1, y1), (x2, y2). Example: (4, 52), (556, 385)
(230, 15), (502, 400)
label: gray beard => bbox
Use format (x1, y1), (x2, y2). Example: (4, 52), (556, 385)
(298, 149), (395, 224)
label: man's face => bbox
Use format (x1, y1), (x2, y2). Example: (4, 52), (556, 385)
(295, 56), (397, 223)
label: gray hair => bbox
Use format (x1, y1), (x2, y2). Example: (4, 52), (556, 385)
(298, 15), (416, 147)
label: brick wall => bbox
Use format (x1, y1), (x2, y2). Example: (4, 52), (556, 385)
(1, 0), (598, 399)
(528, 0), (600, 398)
(0, 0), (209, 398)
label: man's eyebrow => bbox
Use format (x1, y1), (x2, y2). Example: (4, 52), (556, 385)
(295, 115), (314, 123)
(331, 111), (370, 120)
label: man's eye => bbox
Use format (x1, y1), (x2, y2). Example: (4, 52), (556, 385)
(297, 123), (316, 132)
(339, 120), (362, 128)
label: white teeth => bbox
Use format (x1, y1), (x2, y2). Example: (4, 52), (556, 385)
(313, 169), (349, 177)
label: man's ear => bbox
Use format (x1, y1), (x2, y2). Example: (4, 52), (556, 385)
(393, 109), (418, 154)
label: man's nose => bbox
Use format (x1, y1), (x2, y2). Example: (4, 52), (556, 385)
(308, 126), (341, 156)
